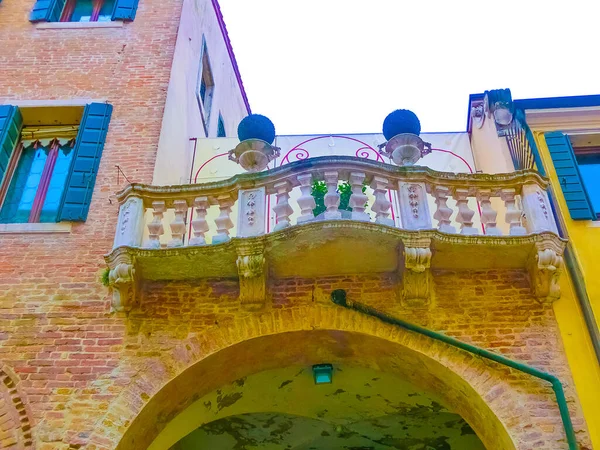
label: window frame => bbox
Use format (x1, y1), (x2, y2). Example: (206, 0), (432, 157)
(573, 145), (600, 220)
(60, 0), (115, 23)
(0, 138), (77, 224)
(196, 37), (215, 137)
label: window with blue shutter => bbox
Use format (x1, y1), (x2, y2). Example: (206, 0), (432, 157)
(29, 0), (66, 22)
(0, 105), (23, 190)
(30, 0), (137, 23)
(545, 131), (597, 220)
(58, 103), (113, 222)
(112, 0), (139, 21)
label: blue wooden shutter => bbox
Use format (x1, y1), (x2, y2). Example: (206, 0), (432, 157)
(58, 103), (113, 222)
(112, 0), (139, 21)
(0, 105), (23, 189)
(30, 0), (66, 22)
(545, 131), (596, 220)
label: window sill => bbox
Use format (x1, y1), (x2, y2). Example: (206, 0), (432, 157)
(36, 21), (124, 30)
(0, 223), (72, 234)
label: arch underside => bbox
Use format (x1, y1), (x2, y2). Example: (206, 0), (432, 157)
(116, 328), (520, 450)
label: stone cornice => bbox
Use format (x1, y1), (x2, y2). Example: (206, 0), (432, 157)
(105, 220), (565, 267)
(114, 156), (549, 207)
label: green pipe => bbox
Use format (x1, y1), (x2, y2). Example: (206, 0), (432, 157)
(330, 290), (578, 450)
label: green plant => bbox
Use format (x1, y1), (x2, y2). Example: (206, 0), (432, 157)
(100, 267), (110, 287)
(237, 114), (276, 144)
(311, 181), (366, 217)
(382, 109), (421, 140)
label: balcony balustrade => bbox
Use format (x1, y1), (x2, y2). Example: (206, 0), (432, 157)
(105, 156), (564, 312)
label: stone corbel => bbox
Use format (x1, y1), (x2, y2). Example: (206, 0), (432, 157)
(108, 252), (136, 312)
(528, 239), (564, 303)
(236, 245), (268, 310)
(401, 238), (433, 307)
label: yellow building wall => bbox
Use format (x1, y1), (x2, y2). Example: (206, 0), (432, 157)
(468, 105), (600, 447)
(530, 125), (600, 448)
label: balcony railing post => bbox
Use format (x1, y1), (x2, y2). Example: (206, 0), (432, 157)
(454, 188), (478, 235)
(477, 189), (501, 236)
(113, 195), (145, 249)
(521, 184), (558, 234)
(238, 187), (267, 237)
(432, 185), (456, 234)
(168, 199), (188, 247)
(324, 171), (341, 220)
(213, 194), (235, 244)
(371, 176), (394, 226)
(398, 182), (432, 230)
(349, 172), (370, 222)
(501, 188), (527, 236)
(147, 200), (166, 249)
(273, 181), (294, 231)
(297, 173), (316, 224)
(189, 196), (209, 246)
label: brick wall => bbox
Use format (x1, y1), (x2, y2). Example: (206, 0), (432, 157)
(0, 0), (183, 448)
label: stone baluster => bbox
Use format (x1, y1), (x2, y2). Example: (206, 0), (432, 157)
(147, 200), (165, 249)
(323, 171), (341, 220)
(213, 194), (235, 244)
(432, 186), (456, 234)
(501, 188), (526, 236)
(168, 199), (188, 247)
(349, 172), (370, 222)
(477, 189), (501, 236)
(371, 176), (394, 226)
(273, 181), (294, 231)
(454, 189), (478, 235)
(297, 173), (316, 224)
(189, 196), (209, 246)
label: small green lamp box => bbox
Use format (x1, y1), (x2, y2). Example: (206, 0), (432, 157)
(312, 364), (333, 385)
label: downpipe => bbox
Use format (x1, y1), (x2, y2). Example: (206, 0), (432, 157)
(330, 289), (578, 450)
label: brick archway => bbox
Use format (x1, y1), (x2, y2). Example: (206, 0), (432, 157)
(86, 304), (569, 450)
(0, 366), (34, 449)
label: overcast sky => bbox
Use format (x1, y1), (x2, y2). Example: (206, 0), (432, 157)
(219, 1), (600, 135)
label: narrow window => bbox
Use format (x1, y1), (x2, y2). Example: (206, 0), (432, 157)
(217, 114), (226, 137)
(196, 39), (215, 136)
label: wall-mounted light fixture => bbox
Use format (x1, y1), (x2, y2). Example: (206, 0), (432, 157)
(312, 364), (333, 384)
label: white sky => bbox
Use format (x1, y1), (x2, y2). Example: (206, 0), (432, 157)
(219, 0), (600, 135)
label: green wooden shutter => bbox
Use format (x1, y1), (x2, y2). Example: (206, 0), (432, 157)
(545, 131), (596, 220)
(30, 0), (66, 22)
(112, 0), (139, 21)
(58, 103), (113, 222)
(0, 105), (23, 188)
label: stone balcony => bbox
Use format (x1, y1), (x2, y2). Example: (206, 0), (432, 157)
(105, 156), (565, 312)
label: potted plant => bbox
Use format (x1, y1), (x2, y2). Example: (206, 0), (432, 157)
(380, 109), (431, 166)
(228, 114), (280, 172)
(311, 180), (367, 219)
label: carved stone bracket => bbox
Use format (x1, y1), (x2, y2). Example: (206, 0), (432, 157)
(401, 238), (433, 307)
(528, 239), (564, 303)
(236, 245), (268, 310)
(108, 252), (136, 312)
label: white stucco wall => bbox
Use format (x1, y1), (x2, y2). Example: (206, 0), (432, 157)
(153, 0), (249, 186)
